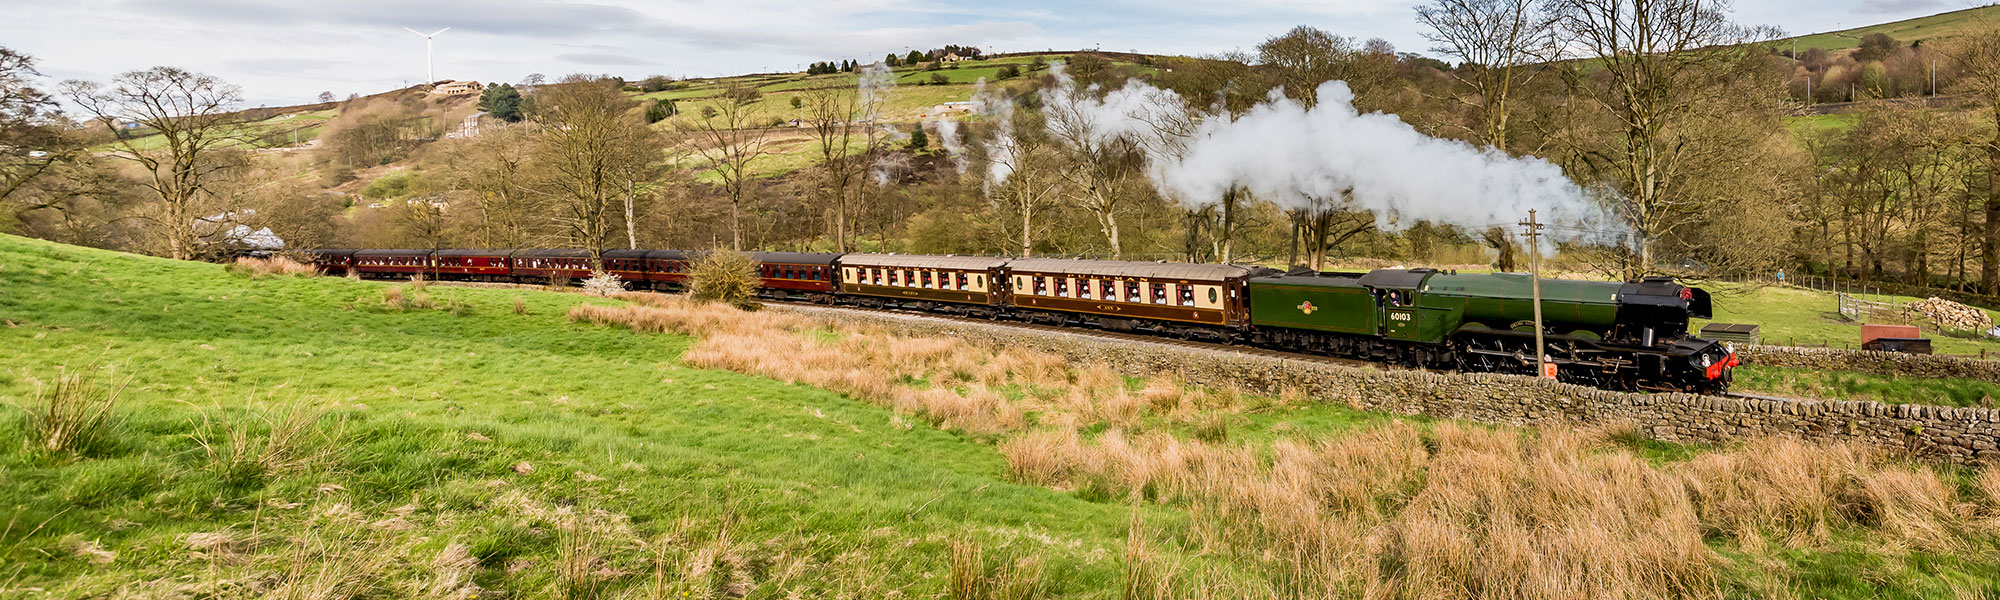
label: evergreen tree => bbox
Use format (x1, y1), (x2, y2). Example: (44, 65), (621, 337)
(644, 97), (678, 123)
(906, 50), (926, 65)
(908, 126), (928, 151)
(477, 83), (524, 122)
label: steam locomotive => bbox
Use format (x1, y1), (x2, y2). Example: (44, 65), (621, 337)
(308, 248), (1737, 393)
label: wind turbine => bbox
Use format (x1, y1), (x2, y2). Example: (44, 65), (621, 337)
(404, 26), (451, 84)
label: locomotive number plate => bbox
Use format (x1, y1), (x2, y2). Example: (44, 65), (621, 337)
(1388, 311), (1413, 322)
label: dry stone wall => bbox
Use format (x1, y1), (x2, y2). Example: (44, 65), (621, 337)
(778, 306), (2000, 465)
(1740, 345), (2000, 382)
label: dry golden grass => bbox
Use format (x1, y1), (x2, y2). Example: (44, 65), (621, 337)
(227, 256), (319, 278)
(570, 293), (2000, 599)
(573, 294), (1127, 435)
(1003, 421), (2000, 600)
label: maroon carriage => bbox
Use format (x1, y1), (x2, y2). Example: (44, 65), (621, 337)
(509, 249), (594, 284)
(352, 249), (432, 278)
(749, 252), (841, 300)
(433, 249), (512, 279)
(602, 249), (694, 290)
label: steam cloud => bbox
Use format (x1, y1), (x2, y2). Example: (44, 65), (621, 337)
(981, 65), (1624, 245)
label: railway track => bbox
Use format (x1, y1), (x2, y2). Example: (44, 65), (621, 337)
(431, 281), (1783, 400)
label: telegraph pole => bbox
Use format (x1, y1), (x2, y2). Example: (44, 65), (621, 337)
(1520, 209), (1548, 378)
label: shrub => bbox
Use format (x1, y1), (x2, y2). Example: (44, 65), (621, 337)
(381, 286), (406, 310)
(581, 272), (626, 297)
(18, 364), (127, 457)
(513, 296), (528, 315)
(688, 251), (762, 310)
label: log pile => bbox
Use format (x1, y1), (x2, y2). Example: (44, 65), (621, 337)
(1906, 297), (1994, 332)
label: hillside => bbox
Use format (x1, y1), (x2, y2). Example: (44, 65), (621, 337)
(1782, 4), (2000, 52)
(6, 235), (2000, 597)
(0, 233), (1161, 596)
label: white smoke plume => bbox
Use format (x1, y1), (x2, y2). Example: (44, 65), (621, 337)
(985, 65), (1623, 245)
(973, 78), (1019, 189)
(859, 62), (908, 185)
(926, 114), (966, 173)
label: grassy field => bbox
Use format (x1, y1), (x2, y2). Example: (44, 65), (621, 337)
(1781, 5), (2000, 52)
(1735, 365), (2000, 407)
(6, 234), (2000, 597)
(0, 234), (1178, 596)
(1694, 282), (2000, 356)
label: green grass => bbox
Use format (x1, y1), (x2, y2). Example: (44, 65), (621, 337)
(3, 234), (1997, 597)
(0, 234), (1189, 596)
(1781, 5), (2000, 52)
(1735, 365), (2000, 407)
(1785, 113), (1858, 139)
(1694, 282), (2000, 356)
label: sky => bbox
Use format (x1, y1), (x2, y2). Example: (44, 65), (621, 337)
(0, 0), (1981, 108)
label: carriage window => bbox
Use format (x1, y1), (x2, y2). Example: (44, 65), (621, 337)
(1079, 279), (1093, 298)
(975, 275), (984, 289)
(1033, 276), (1047, 295)
(1151, 283), (1168, 304)
(1102, 280), (1117, 301)
(1125, 281), (1140, 302)
(1055, 278), (1069, 297)
(1179, 285), (1195, 307)
(956, 272), (968, 290)
(921, 271), (933, 288)
(1209, 288), (1219, 303)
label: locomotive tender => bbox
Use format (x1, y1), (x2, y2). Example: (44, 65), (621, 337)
(308, 248), (1738, 393)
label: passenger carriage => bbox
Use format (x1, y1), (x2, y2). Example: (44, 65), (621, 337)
(433, 249), (513, 279)
(1003, 258), (1275, 340)
(836, 254), (1008, 316)
(510, 249), (593, 284)
(749, 252), (840, 300)
(306, 249), (357, 276)
(602, 249), (693, 290)
(351, 249), (433, 278)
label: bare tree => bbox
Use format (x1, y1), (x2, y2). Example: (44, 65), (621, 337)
(1549, 0), (1767, 275)
(803, 87), (866, 251)
(1255, 26), (1384, 109)
(983, 107), (1064, 257)
(1946, 23), (2000, 293)
(687, 93), (773, 250)
(529, 75), (661, 270)
(1042, 78), (1150, 259)
(63, 67), (248, 260)
(1417, 0), (1559, 152)
(446, 120), (545, 248)
(1, 47), (70, 206)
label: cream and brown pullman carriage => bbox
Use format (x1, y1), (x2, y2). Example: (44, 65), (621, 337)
(837, 253), (1009, 316)
(1002, 258), (1275, 339)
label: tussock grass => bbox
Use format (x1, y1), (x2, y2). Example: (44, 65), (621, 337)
(186, 394), (344, 483)
(15, 364), (127, 457)
(226, 256), (318, 278)
(1005, 422), (2000, 600)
